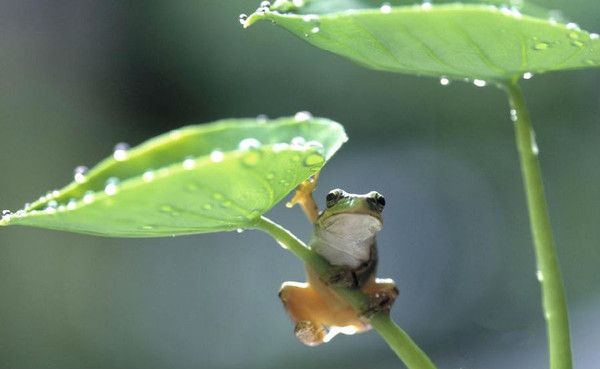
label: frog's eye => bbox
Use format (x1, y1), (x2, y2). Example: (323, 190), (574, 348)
(326, 189), (345, 208)
(367, 192), (385, 210)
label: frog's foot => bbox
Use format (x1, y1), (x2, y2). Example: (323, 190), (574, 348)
(294, 320), (327, 346)
(322, 265), (360, 289)
(361, 278), (399, 318)
(286, 173), (320, 223)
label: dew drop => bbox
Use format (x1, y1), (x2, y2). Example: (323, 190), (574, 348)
(566, 22), (579, 30)
(522, 72), (534, 80)
(510, 109), (518, 122)
(47, 200), (58, 209)
(568, 32), (579, 40)
(590, 33), (599, 40)
(380, 2), (392, 13)
(536, 270), (544, 282)
(292, 0), (304, 6)
(236, 228), (244, 234)
(83, 191), (95, 204)
(531, 131), (539, 156)
(304, 154), (324, 167)
(67, 198), (77, 210)
(439, 76), (450, 86)
(272, 143), (290, 152)
(239, 138), (261, 150)
(294, 111), (313, 122)
(533, 42), (549, 50)
(222, 200), (232, 208)
(74, 166), (89, 183)
(186, 183), (199, 192)
(305, 140), (324, 152)
(210, 150), (225, 163)
(290, 137), (305, 148)
(310, 26), (320, 34)
(141, 225), (154, 230)
(183, 157), (196, 170)
(143, 170), (155, 182)
(256, 114), (268, 122)
(260, 1), (271, 7)
(104, 177), (120, 196)
(160, 205), (174, 213)
(571, 40), (584, 48)
(2, 210), (12, 216)
(421, 1), (432, 10)
(302, 15), (319, 23)
(473, 79), (487, 87)
(242, 151), (262, 166)
(113, 142), (130, 161)
(239, 13), (248, 25)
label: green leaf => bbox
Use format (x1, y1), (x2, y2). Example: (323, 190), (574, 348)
(245, 1), (600, 81)
(0, 116), (347, 237)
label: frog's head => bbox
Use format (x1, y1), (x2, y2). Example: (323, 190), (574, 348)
(318, 189), (385, 225)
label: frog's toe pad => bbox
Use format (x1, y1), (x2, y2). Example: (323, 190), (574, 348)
(294, 321), (326, 346)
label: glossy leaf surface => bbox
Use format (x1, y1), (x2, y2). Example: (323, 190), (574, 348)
(245, 1), (600, 81)
(0, 117), (347, 237)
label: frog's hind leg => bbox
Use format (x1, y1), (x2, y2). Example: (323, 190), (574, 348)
(278, 281), (328, 346)
(286, 173), (320, 223)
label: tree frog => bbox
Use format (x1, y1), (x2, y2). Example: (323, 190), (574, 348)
(280, 175), (398, 346)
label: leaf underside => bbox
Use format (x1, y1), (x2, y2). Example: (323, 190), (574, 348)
(1, 117), (347, 237)
(246, 2), (600, 81)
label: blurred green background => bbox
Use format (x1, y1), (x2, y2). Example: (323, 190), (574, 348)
(1, 1), (599, 368)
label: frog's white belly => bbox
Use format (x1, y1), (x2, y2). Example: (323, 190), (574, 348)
(311, 213), (382, 268)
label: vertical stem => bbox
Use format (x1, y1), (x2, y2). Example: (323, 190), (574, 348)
(254, 216), (438, 369)
(504, 81), (572, 369)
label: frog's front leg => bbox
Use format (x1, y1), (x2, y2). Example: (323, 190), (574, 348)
(361, 278), (399, 317)
(286, 173), (320, 223)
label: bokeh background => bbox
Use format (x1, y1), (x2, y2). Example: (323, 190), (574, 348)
(0, 1), (599, 368)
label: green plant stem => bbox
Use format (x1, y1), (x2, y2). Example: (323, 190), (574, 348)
(254, 215), (437, 369)
(504, 81), (572, 369)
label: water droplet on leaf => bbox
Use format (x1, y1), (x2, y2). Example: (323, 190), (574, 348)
(113, 143), (130, 161)
(239, 138), (261, 150)
(210, 150), (225, 163)
(74, 166), (88, 183)
(294, 111), (313, 122)
(473, 79), (487, 87)
(183, 157), (196, 170)
(380, 3), (392, 13)
(304, 154), (324, 167)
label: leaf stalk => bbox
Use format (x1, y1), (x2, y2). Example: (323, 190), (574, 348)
(503, 81), (572, 369)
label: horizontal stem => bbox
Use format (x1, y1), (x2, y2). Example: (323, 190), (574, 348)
(254, 216), (437, 369)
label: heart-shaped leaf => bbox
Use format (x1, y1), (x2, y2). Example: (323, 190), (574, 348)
(244, 1), (600, 81)
(0, 116), (347, 237)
